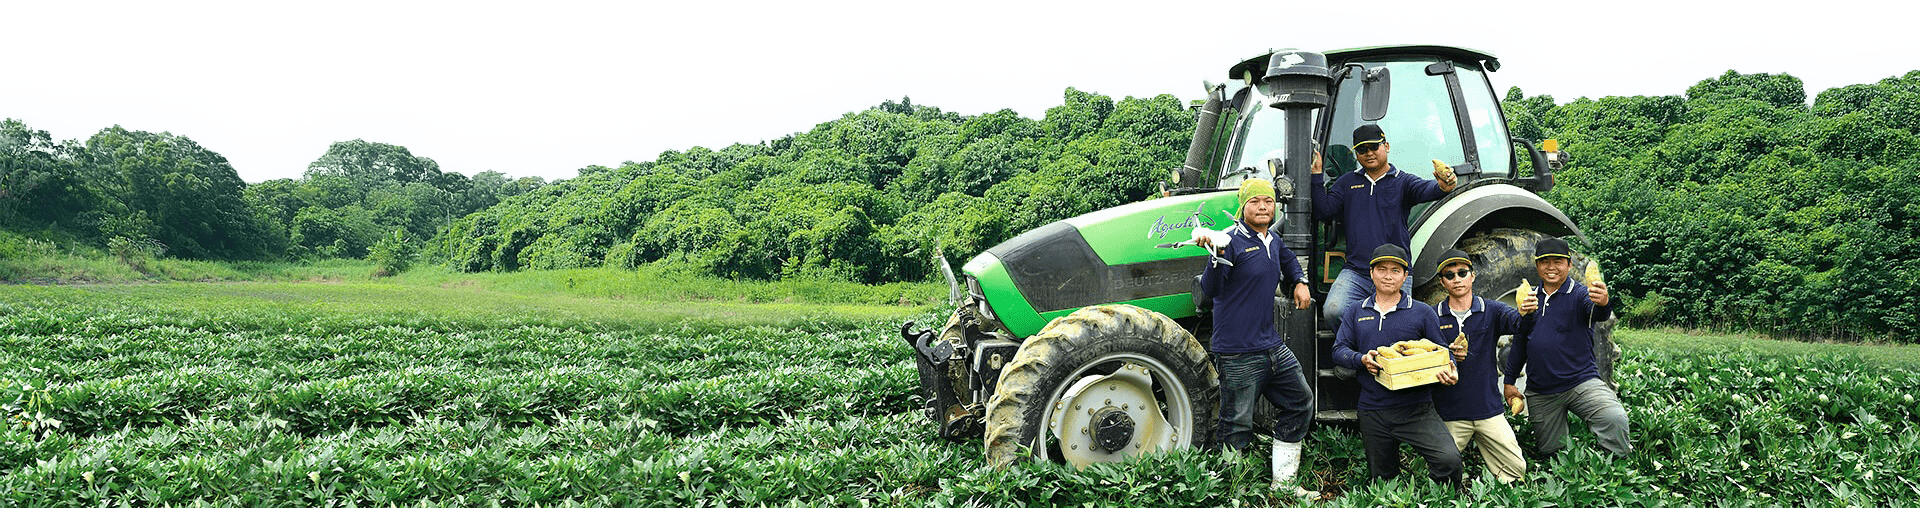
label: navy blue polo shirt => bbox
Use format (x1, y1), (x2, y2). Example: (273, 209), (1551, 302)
(1332, 292), (1451, 410)
(1504, 280), (1614, 395)
(1198, 221), (1307, 354)
(1433, 296), (1528, 421)
(1312, 164), (1448, 274)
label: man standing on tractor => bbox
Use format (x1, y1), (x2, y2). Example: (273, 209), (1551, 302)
(1332, 244), (1464, 487)
(1431, 249), (1530, 483)
(1195, 178), (1320, 499)
(1313, 124), (1458, 329)
(1504, 237), (1634, 457)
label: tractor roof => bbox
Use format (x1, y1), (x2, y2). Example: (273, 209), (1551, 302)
(1227, 45), (1500, 81)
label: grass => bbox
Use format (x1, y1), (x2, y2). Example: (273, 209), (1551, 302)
(0, 244), (383, 284)
(1617, 326), (1920, 369)
(0, 233), (948, 308)
(0, 279), (936, 334)
(386, 262), (947, 307)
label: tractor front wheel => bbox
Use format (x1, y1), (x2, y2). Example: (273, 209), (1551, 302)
(983, 305), (1218, 469)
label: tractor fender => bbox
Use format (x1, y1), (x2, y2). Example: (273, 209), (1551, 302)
(1409, 183), (1583, 284)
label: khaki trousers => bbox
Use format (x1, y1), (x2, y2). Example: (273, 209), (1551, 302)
(1444, 416), (1527, 484)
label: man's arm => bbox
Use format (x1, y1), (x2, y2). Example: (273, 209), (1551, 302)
(1503, 326), (1529, 387)
(1587, 282), (1615, 323)
(1407, 174), (1449, 203)
(1332, 309), (1363, 370)
(1492, 301), (1525, 337)
(1198, 252), (1231, 298)
(1424, 309), (1448, 343)
(1276, 244), (1312, 309)
(1311, 173), (1343, 220)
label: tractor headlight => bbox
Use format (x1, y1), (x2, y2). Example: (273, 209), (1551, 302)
(967, 277), (996, 321)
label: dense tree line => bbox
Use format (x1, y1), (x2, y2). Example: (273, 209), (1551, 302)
(1513, 70), (1920, 340)
(9, 71), (1918, 340)
(425, 90), (1193, 283)
(0, 124), (542, 263)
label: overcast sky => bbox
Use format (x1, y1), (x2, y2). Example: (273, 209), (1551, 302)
(4, 0), (1905, 184)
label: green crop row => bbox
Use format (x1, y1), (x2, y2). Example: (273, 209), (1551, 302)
(4, 359), (917, 440)
(0, 324), (906, 385)
(1, 410), (974, 506)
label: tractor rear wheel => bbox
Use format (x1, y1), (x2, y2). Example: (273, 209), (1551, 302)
(983, 305), (1218, 469)
(1415, 228), (1622, 389)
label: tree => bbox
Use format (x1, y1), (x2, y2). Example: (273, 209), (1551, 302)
(83, 126), (276, 259)
(0, 119), (93, 227)
(305, 139), (446, 190)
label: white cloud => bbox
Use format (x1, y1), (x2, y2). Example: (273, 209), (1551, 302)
(2, 0), (1903, 183)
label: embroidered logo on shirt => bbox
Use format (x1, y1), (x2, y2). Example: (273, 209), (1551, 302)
(1349, 184), (1365, 189)
(1244, 247), (1260, 253)
(1440, 324), (1454, 330)
(1357, 316), (1375, 322)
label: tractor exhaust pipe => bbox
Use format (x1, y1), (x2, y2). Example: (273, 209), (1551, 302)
(1175, 83), (1228, 190)
(1258, 50), (1332, 254)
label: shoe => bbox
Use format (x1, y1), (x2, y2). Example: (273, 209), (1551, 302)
(1271, 440), (1322, 500)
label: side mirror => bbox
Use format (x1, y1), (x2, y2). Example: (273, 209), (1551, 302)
(1512, 138), (1558, 193)
(1362, 66), (1391, 121)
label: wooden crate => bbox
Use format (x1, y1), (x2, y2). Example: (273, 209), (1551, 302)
(1374, 348), (1449, 390)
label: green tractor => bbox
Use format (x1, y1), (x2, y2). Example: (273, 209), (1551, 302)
(901, 45), (1617, 469)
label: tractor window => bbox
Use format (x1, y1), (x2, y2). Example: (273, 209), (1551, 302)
(1220, 86), (1309, 189)
(1326, 59), (1471, 181)
(1458, 67), (1513, 177)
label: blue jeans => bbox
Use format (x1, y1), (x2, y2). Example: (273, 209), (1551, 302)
(1214, 345), (1315, 450)
(1323, 268), (1375, 328)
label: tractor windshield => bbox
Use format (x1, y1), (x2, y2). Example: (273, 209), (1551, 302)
(1219, 86), (1307, 189)
(1322, 58), (1512, 181)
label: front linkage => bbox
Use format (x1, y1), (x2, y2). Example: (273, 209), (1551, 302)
(901, 300), (1019, 441)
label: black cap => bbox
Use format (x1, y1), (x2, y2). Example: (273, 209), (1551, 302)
(1534, 237), (1572, 261)
(1437, 249), (1472, 269)
(1369, 244), (1410, 268)
(1353, 124), (1386, 147)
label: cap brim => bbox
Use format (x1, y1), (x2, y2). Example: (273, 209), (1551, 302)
(1438, 256), (1472, 268)
(1370, 255), (1409, 267)
(1533, 253), (1571, 261)
(1354, 139), (1384, 146)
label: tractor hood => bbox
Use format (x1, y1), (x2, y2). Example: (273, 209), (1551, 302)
(964, 191), (1246, 337)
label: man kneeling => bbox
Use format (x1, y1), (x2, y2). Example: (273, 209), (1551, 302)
(1332, 244), (1463, 486)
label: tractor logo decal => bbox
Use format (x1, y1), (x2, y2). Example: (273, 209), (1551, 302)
(1147, 202), (1220, 239)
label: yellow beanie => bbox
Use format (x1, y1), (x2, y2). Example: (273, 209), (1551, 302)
(1237, 178), (1276, 220)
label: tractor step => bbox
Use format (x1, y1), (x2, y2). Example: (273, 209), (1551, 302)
(1315, 410), (1357, 423)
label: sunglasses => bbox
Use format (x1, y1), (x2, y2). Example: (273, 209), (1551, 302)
(1353, 143), (1382, 155)
(1440, 268), (1472, 280)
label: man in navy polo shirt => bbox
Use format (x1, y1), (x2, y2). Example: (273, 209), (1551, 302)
(1196, 178), (1318, 499)
(1331, 244), (1463, 486)
(1431, 249), (1529, 483)
(1503, 237), (1633, 457)
(1313, 124), (1458, 329)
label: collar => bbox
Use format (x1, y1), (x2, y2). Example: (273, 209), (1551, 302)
(1546, 280), (1577, 296)
(1228, 220), (1274, 240)
(1437, 295), (1484, 316)
(1363, 163), (1401, 184)
(1364, 292), (1413, 312)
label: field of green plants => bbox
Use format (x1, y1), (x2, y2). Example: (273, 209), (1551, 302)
(2, 282), (1916, 506)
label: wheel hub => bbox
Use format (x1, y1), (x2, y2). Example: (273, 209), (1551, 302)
(1047, 362), (1177, 467)
(1092, 408), (1135, 452)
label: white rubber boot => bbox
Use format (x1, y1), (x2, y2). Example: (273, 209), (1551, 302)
(1272, 440), (1321, 500)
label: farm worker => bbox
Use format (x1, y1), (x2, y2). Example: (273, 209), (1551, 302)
(1331, 244), (1464, 487)
(1313, 124), (1458, 330)
(1195, 178), (1320, 499)
(1430, 249), (1530, 483)
(1503, 237), (1633, 457)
